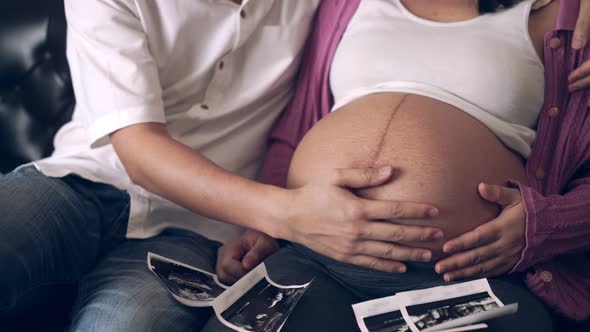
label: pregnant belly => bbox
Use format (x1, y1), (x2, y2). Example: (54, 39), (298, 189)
(287, 93), (528, 259)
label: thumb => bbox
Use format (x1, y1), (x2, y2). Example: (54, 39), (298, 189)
(478, 183), (521, 207)
(331, 166), (393, 189)
(242, 238), (279, 270)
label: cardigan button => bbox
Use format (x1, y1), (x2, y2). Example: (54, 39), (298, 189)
(549, 37), (561, 49)
(540, 270), (553, 283)
(535, 168), (546, 180)
(548, 107), (560, 118)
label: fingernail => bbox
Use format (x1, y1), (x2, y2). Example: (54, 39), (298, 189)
(428, 208), (439, 217)
(445, 245), (455, 253)
(379, 166), (392, 177)
(444, 274), (452, 282)
(398, 265), (407, 273)
(433, 231), (444, 240)
(435, 265), (443, 274)
(422, 252), (432, 261)
(573, 37), (584, 50)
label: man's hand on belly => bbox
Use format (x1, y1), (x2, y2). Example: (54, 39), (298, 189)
(278, 166), (444, 273)
(435, 183), (526, 281)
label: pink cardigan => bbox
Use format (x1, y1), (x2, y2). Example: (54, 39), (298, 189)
(258, 0), (590, 321)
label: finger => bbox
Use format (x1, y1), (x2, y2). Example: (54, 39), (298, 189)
(569, 75), (590, 92)
(217, 259), (248, 285)
(216, 241), (247, 279)
(346, 255), (408, 273)
(568, 59), (590, 83)
(361, 222), (444, 243)
(330, 166), (393, 188)
(363, 199), (439, 220)
(435, 242), (499, 274)
(573, 0), (590, 49)
(443, 222), (499, 254)
(242, 238), (279, 270)
(478, 183), (520, 207)
(443, 256), (512, 282)
(354, 240), (433, 262)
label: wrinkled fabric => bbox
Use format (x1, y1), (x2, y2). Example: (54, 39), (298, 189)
(258, 0), (590, 321)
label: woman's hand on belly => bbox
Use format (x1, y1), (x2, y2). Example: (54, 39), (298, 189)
(280, 166), (444, 273)
(435, 183), (526, 281)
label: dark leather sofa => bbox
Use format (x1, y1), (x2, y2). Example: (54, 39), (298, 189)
(0, 0), (588, 331)
(0, 0), (73, 174)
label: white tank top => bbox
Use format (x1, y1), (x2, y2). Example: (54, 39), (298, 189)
(330, 0), (544, 158)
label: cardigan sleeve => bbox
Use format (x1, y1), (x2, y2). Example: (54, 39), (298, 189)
(257, 124), (301, 189)
(511, 164), (590, 272)
(257, 0), (360, 188)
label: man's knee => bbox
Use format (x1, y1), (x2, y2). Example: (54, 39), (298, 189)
(70, 231), (221, 332)
(70, 276), (212, 332)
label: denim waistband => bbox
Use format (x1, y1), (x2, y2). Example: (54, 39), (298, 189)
(291, 243), (446, 300)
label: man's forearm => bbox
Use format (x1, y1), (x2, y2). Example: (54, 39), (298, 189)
(110, 123), (286, 237)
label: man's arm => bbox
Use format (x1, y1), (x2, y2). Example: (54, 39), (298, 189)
(110, 123), (283, 236)
(111, 123), (444, 272)
(68, 0), (444, 273)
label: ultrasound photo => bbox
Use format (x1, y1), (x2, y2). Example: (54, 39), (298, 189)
(220, 279), (308, 332)
(363, 310), (411, 332)
(148, 252), (227, 306)
(406, 292), (498, 331)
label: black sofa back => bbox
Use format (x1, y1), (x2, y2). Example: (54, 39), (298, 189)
(0, 0), (74, 173)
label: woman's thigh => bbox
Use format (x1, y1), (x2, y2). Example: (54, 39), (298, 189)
(201, 245), (362, 332)
(485, 276), (554, 332)
(69, 229), (221, 332)
(301, 243), (555, 331)
(205, 244), (554, 332)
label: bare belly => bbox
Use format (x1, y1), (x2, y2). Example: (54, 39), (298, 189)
(287, 93), (528, 258)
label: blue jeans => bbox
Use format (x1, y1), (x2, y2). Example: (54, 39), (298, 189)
(202, 244), (555, 332)
(0, 167), (220, 331)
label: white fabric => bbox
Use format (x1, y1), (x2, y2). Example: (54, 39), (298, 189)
(330, 0), (544, 158)
(31, 0), (319, 243)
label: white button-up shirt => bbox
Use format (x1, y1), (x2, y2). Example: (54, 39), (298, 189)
(33, 0), (319, 243)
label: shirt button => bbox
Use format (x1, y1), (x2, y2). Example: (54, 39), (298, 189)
(200, 104), (209, 110)
(535, 168), (546, 180)
(549, 37), (561, 49)
(219, 61), (225, 70)
(240, 10), (246, 19)
(547, 107), (560, 118)
(540, 270), (553, 283)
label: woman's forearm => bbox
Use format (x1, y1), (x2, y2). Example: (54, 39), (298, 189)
(111, 122), (287, 237)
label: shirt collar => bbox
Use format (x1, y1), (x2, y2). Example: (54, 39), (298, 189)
(555, 0), (579, 31)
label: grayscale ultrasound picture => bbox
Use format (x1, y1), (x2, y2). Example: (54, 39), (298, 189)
(221, 279), (308, 332)
(149, 254), (226, 304)
(407, 292), (499, 331)
(363, 310), (411, 332)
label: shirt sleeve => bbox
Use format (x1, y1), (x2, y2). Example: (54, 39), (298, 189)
(510, 164), (590, 272)
(64, 0), (166, 147)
